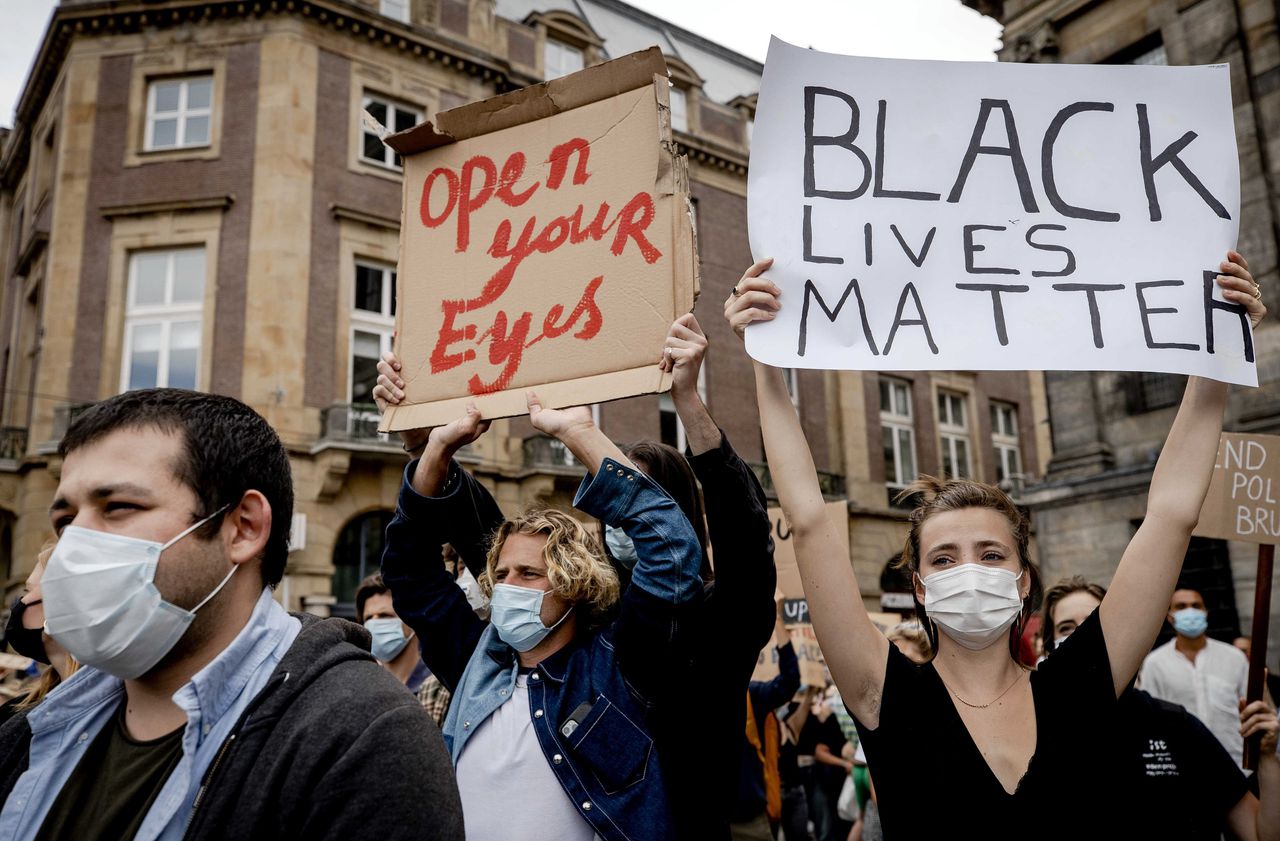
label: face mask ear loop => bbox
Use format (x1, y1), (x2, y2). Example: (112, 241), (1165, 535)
(545, 602), (575, 634)
(191, 562), (241, 614)
(162, 504), (232, 551)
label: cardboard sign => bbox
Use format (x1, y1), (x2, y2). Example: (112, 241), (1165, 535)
(381, 48), (698, 431)
(1196, 432), (1280, 543)
(753, 623), (827, 687)
(752, 502), (850, 687)
(769, 501), (850, 600)
(747, 38), (1253, 385)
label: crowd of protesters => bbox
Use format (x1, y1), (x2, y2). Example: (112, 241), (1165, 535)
(0, 248), (1274, 841)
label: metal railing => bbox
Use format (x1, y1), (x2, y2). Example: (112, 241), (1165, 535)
(523, 435), (578, 469)
(321, 403), (391, 445)
(0, 427), (27, 464)
(750, 462), (846, 499)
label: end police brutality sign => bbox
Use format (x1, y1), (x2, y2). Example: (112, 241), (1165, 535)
(747, 38), (1254, 385)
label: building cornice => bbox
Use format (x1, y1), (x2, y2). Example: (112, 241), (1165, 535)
(1, 0), (543, 188)
(676, 134), (748, 178)
(99, 195), (235, 218)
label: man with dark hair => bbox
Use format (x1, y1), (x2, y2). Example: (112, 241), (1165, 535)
(356, 572), (453, 726)
(0, 389), (462, 841)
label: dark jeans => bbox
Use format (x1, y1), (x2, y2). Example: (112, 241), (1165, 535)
(779, 784), (810, 841)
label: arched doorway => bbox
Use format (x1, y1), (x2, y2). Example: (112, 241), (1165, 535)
(331, 510), (393, 619)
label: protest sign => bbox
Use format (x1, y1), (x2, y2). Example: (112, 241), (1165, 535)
(1196, 433), (1280, 542)
(380, 48), (698, 431)
(751, 502), (850, 686)
(747, 37), (1252, 385)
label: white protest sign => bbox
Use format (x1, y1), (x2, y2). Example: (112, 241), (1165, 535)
(747, 38), (1252, 385)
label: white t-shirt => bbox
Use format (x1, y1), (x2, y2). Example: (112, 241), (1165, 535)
(1138, 637), (1249, 766)
(455, 672), (600, 841)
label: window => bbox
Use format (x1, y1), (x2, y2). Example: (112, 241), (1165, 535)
(1128, 372), (1185, 413)
(669, 86), (688, 132)
(351, 261), (396, 430)
(331, 510), (394, 619)
(122, 248), (205, 391)
(1130, 43), (1167, 66)
(544, 38), (584, 80)
(879, 377), (916, 488)
(380, 0), (410, 22)
(990, 402), (1022, 485)
(145, 76), (213, 151)
(745, 116), (754, 146)
(660, 365), (706, 452)
(937, 390), (971, 479)
(783, 368), (800, 409)
(361, 93), (422, 169)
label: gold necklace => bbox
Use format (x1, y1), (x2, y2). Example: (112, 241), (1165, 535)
(945, 669), (1026, 709)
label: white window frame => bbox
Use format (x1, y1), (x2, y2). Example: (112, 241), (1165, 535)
(360, 93), (423, 170)
(659, 365), (707, 453)
(783, 368), (800, 410)
(350, 260), (396, 420)
(937, 390), (972, 479)
(669, 85), (689, 132)
(544, 37), (584, 80)
(879, 377), (916, 489)
(120, 248), (205, 392)
(380, 0), (410, 23)
(144, 76), (213, 151)
(991, 401), (1022, 485)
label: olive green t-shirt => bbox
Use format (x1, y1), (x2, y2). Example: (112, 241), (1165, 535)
(34, 699), (185, 841)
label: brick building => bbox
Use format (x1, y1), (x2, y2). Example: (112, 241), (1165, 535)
(967, 0), (1280, 651)
(0, 0), (1048, 618)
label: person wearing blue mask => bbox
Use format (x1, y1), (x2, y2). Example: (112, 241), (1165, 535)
(1140, 588), (1251, 766)
(375, 389), (703, 841)
(0, 389), (463, 841)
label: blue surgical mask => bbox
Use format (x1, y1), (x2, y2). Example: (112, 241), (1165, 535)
(1172, 607), (1208, 638)
(604, 525), (638, 569)
(364, 617), (413, 662)
(489, 583), (574, 652)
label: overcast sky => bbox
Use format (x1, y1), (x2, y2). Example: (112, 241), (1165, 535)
(0, 0), (1000, 128)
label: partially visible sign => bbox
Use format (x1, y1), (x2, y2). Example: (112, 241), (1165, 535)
(880, 592), (916, 611)
(769, 501), (850, 600)
(753, 623), (826, 687)
(1196, 432), (1280, 543)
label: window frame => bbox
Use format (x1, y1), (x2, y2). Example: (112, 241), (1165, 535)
(380, 0), (411, 23)
(359, 92), (424, 171)
(990, 401), (1022, 485)
(144, 75), (214, 152)
(669, 85), (689, 133)
(349, 259), (397, 420)
(936, 389), (972, 480)
(120, 247), (206, 392)
(879, 377), (917, 489)
(544, 37), (585, 80)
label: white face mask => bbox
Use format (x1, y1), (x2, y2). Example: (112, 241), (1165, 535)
(43, 506), (235, 680)
(921, 564), (1025, 651)
(455, 566), (489, 615)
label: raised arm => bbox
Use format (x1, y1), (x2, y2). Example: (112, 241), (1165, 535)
(1100, 251), (1265, 696)
(527, 393), (704, 703)
(726, 258), (889, 727)
(664, 312), (777, 653)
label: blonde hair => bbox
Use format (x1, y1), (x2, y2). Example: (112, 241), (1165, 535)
(480, 508), (620, 621)
(885, 622), (933, 661)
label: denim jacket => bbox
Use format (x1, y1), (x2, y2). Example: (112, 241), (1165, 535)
(381, 456), (703, 841)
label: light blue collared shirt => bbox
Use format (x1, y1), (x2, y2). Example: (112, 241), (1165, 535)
(0, 588), (301, 841)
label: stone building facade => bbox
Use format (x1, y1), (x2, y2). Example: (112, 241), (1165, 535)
(967, 0), (1280, 650)
(0, 0), (1048, 617)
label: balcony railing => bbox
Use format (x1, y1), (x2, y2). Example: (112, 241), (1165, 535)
(0, 427), (27, 464)
(321, 403), (392, 446)
(523, 435), (578, 469)
(751, 462), (846, 499)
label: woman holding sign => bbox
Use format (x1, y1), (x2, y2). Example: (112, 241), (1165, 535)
(725, 251), (1265, 836)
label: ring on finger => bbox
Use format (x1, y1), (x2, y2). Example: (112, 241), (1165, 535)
(1254, 283), (1262, 299)
(731, 285), (741, 297)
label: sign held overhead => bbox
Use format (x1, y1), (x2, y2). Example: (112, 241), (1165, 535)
(747, 38), (1252, 385)
(381, 48), (698, 431)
